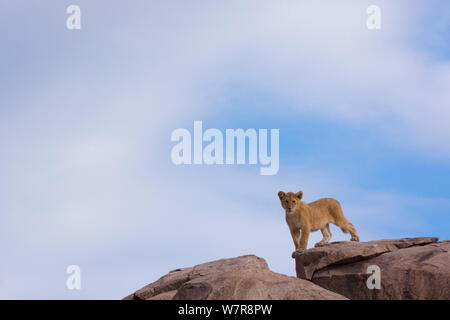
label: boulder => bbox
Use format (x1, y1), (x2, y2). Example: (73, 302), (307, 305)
(124, 255), (347, 300)
(294, 237), (450, 300)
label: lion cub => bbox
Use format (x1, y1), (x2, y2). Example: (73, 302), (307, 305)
(278, 191), (359, 258)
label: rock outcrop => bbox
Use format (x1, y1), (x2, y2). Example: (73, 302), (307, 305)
(124, 255), (347, 300)
(294, 237), (450, 300)
(124, 237), (449, 300)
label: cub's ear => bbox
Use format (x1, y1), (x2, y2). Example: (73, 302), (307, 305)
(278, 191), (286, 200)
(296, 191), (303, 200)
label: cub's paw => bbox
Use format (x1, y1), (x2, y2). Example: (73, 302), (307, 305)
(291, 249), (304, 258)
(314, 242), (325, 248)
(351, 236), (360, 242)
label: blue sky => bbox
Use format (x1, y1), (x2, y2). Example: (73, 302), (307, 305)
(1, 0), (449, 299)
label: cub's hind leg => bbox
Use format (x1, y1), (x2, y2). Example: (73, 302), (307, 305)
(332, 201), (360, 242)
(315, 224), (332, 247)
(336, 220), (360, 242)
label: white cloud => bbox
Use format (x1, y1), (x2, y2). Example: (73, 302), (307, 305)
(0, 0), (449, 298)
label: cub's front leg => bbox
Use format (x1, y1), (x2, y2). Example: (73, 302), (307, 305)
(291, 226), (311, 258)
(298, 227), (310, 251)
(289, 228), (301, 258)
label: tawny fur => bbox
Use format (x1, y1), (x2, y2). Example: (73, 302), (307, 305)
(278, 190), (359, 258)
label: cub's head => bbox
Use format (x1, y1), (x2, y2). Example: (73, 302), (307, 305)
(278, 191), (303, 213)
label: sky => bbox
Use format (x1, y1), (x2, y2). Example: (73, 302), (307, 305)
(0, 0), (449, 299)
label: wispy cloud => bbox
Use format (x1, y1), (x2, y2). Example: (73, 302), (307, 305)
(0, 0), (449, 298)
